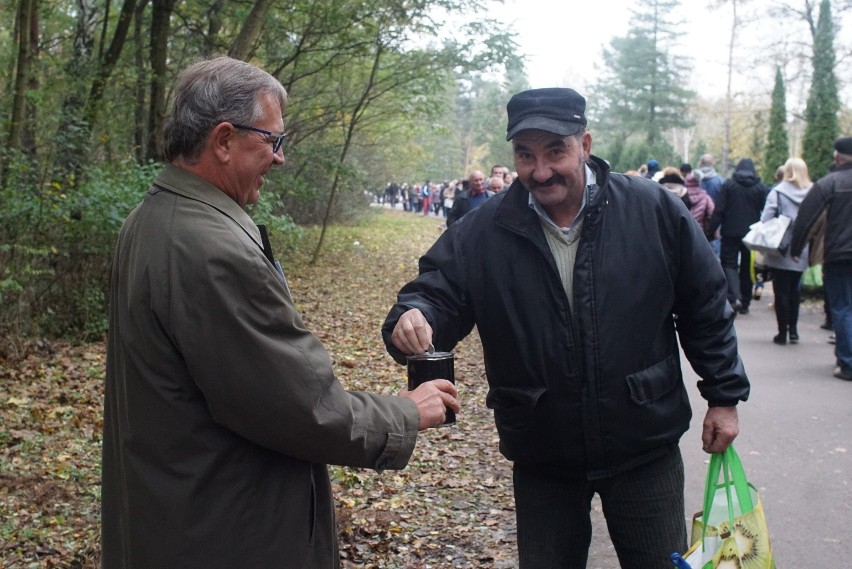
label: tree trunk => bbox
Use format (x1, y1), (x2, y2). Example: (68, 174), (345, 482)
(133, 0), (150, 162)
(205, 0), (226, 53)
(722, 0), (738, 177)
(146, 0), (178, 161)
(228, 0), (276, 61)
(7, 0), (36, 153)
(310, 40), (385, 265)
(85, 0), (139, 127)
(3, 0), (37, 190)
(22, 0), (40, 155)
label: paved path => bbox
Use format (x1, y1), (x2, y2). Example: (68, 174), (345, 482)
(586, 286), (850, 567)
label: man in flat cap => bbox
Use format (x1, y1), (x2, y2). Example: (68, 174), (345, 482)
(381, 87), (750, 568)
(791, 136), (852, 381)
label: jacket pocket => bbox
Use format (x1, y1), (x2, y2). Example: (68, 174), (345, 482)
(625, 354), (682, 406)
(486, 386), (546, 430)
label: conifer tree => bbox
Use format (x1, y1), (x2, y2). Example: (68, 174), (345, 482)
(589, 0), (694, 171)
(763, 66), (789, 182)
(802, 0), (840, 179)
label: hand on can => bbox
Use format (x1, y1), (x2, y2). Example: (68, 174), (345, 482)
(391, 308), (433, 355)
(401, 379), (459, 430)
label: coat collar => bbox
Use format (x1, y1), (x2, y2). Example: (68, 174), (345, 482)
(493, 155), (611, 235)
(152, 163), (264, 251)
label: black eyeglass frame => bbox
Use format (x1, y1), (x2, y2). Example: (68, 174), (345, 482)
(231, 123), (286, 153)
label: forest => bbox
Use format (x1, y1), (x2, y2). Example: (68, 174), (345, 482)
(0, 0), (850, 353)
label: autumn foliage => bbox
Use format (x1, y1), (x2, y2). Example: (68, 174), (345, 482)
(0, 210), (519, 568)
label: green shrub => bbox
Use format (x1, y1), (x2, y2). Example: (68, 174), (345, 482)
(0, 154), (317, 345)
(0, 155), (159, 343)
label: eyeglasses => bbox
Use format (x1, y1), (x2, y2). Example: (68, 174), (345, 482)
(231, 123), (286, 153)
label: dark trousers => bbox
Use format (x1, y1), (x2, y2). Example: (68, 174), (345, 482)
(825, 261), (852, 374)
(772, 268), (802, 333)
(513, 448), (688, 569)
(720, 237), (753, 307)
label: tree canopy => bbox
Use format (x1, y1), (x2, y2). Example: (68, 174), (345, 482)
(0, 0), (849, 340)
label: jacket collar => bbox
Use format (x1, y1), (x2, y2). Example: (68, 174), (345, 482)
(152, 163), (264, 251)
(494, 155), (611, 235)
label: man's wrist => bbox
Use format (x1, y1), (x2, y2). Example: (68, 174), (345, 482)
(708, 400), (738, 408)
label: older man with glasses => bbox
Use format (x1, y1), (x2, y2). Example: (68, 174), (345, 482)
(101, 56), (458, 569)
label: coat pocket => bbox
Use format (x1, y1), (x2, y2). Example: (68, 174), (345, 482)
(486, 386), (546, 430)
(624, 354), (682, 406)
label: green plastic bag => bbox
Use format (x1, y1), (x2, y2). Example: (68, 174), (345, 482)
(802, 264), (823, 289)
(680, 446), (775, 569)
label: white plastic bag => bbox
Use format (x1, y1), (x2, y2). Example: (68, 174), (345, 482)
(741, 215), (791, 255)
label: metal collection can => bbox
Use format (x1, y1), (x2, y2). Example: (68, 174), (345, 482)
(406, 351), (455, 426)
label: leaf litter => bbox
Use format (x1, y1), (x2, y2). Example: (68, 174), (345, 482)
(0, 210), (518, 568)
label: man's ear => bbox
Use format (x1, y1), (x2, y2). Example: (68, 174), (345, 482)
(210, 122), (235, 163)
(581, 130), (593, 160)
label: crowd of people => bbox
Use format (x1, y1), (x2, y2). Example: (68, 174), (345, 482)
(623, 139), (850, 382)
(102, 54), (851, 569)
(375, 164), (517, 220)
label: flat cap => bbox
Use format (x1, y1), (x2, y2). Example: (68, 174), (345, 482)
(506, 88), (587, 141)
(834, 136), (852, 155)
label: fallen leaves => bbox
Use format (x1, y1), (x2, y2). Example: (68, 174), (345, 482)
(0, 210), (518, 568)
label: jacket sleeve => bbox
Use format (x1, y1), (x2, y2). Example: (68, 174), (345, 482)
(671, 204), (750, 406)
(168, 218), (419, 471)
(446, 197), (465, 226)
(790, 181), (830, 258)
(708, 182), (728, 234)
(704, 194), (715, 223)
(382, 227), (476, 364)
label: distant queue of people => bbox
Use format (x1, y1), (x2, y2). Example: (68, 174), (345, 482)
(378, 164), (517, 221)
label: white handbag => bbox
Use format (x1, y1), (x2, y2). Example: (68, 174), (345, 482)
(741, 215), (791, 255)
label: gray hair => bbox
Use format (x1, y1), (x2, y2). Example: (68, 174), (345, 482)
(699, 153), (715, 168)
(163, 56), (287, 163)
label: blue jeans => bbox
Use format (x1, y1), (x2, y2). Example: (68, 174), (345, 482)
(824, 261), (852, 374)
(513, 448), (687, 569)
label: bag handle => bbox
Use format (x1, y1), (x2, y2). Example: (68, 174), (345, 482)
(774, 190), (794, 218)
(700, 445), (754, 546)
(723, 445), (753, 512)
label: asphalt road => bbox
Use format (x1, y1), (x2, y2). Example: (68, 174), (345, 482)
(586, 286), (851, 568)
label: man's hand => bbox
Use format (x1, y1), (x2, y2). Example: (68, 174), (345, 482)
(391, 309), (433, 355)
(701, 406), (739, 454)
(401, 379), (460, 430)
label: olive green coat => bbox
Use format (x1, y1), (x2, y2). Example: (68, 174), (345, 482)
(102, 164), (419, 568)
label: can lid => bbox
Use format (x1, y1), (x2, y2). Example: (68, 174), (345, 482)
(407, 351), (453, 361)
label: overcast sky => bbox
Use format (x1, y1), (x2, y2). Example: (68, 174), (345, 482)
(489, 0), (851, 106)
